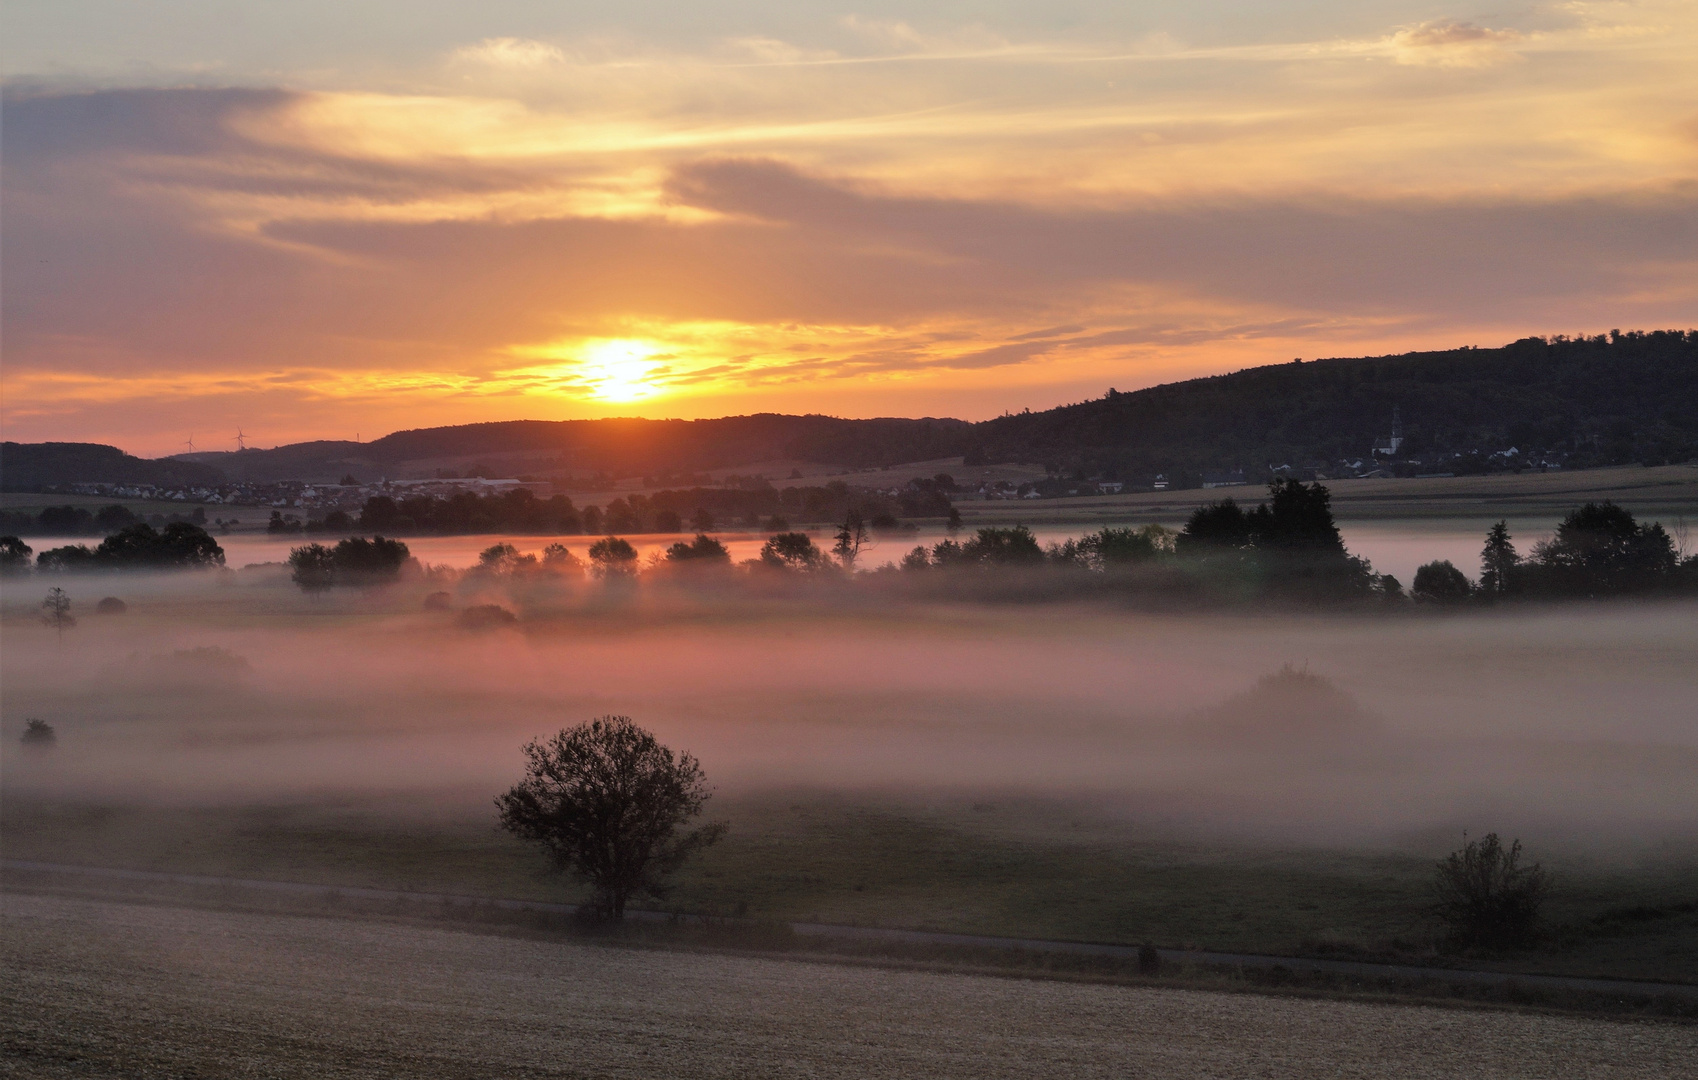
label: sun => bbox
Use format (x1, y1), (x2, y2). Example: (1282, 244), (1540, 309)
(579, 339), (661, 402)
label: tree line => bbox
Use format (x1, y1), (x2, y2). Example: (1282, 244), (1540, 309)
(2, 523), (226, 573)
(328, 482), (949, 537)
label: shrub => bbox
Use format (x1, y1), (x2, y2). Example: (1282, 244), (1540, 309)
(1432, 833), (1549, 948)
(20, 719), (56, 747)
(94, 597), (127, 614)
(423, 591), (453, 611)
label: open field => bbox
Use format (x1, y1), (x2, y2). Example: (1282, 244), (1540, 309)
(4, 891), (1693, 1079)
(5, 791), (1696, 984)
(957, 464), (1698, 527)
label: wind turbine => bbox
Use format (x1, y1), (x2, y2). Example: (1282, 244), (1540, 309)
(183, 435), (197, 453)
(234, 428), (248, 451)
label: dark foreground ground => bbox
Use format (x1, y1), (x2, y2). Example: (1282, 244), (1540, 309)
(5, 890), (1695, 1080)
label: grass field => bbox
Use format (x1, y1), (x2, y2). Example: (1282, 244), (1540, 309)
(4, 890), (1693, 1079)
(5, 791), (1695, 984)
(955, 464), (1698, 528)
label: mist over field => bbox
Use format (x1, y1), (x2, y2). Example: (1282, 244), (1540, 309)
(5, 569), (1695, 856)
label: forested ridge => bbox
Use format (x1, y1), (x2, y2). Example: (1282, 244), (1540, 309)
(4, 331), (1692, 489)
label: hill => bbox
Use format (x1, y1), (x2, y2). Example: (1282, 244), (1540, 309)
(4, 331), (1692, 491)
(968, 330), (1697, 480)
(0, 441), (225, 493)
(173, 415), (974, 484)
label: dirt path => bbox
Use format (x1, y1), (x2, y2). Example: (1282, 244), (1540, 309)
(5, 891), (1693, 1079)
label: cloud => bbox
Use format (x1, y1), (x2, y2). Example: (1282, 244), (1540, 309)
(1387, 19), (1523, 66)
(450, 37), (566, 68)
(3, 0), (1696, 451)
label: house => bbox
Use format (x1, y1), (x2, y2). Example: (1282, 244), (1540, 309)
(1097, 481), (1124, 494)
(1152, 474), (1169, 490)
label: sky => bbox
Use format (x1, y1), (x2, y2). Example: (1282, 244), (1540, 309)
(3, 1), (1695, 456)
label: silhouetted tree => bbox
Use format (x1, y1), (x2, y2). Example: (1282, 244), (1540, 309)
(1529, 501), (1677, 595)
(760, 532), (824, 570)
(0, 536), (32, 575)
(1432, 833), (1548, 949)
(1176, 499), (1253, 554)
(1479, 520), (1519, 596)
(1412, 560), (1472, 604)
(833, 508), (868, 568)
(288, 544), (335, 592)
(946, 506), (964, 535)
(41, 587), (74, 638)
(961, 526), (1045, 565)
(541, 543), (584, 576)
(588, 536), (639, 579)
(665, 534), (731, 563)
(496, 716), (725, 920)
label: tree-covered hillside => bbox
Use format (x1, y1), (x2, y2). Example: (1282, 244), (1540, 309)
(967, 331), (1696, 480)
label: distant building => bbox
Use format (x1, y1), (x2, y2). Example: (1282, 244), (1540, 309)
(1097, 481), (1124, 494)
(1152, 474), (1169, 490)
(1373, 405), (1405, 457)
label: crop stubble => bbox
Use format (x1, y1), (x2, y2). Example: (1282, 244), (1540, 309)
(3, 893), (1691, 1079)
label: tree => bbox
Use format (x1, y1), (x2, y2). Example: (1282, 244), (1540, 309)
(653, 509), (683, 533)
(1479, 520), (1519, 596)
(288, 536), (410, 591)
(961, 526), (1045, 565)
(946, 507), (963, 535)
(1412, 560), (1472, 604)
(588, 536), (639, 579)
(41, 587), (75, 638)
(1529, 501), (1677, 595)
(1176, 499), (1253, 554)
(0, 536), (32, 575)
(833, 508), (868, 568)
(665, 534), (730, 563)
(1376, 574), (1405, 603)
(1432, 833), (1548, 948)
(496, 716), (725, 920)
(541, 543), (584, 576)
(692, 507), (716, 532)
(288, 544), (336, 592)
(760, 532), (823, 571)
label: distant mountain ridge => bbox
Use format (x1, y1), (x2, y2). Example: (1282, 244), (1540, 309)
(4, 331), (1693, 491)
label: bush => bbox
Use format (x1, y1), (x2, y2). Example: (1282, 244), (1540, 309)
(20, 719), (56, 747)
(1432, 833), (1549, 948)
(423, 591), (453, 611)
(94, 596), (127, 614)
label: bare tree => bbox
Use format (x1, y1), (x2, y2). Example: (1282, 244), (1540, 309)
(40, 588), (75, 639)
(496, 716), (725, 920)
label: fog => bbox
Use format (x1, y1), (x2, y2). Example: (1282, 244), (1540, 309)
(3, 566), (1695, 856)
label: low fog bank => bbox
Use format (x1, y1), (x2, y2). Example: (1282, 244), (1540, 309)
(3, 570), (1695, 856)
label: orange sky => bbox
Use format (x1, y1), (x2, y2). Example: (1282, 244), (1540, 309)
(3, 1), (1695, 455)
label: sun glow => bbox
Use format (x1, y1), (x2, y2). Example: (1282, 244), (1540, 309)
(579, 339), (663, 401)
